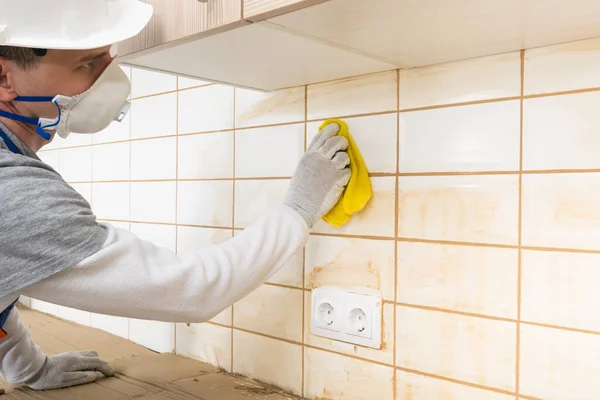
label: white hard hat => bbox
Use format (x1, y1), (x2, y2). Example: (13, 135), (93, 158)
(0, 0), (153, 50)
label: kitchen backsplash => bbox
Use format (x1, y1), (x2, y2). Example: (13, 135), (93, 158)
(30, 36), (600, 399)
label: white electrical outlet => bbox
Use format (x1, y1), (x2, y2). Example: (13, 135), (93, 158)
(311, 286), (382, 349)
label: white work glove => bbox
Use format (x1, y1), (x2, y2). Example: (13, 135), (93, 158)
(25, 351), (114, 390)
(284, 123), (351, 228)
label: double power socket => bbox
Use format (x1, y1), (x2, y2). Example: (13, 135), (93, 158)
(310, 286), (382, 349)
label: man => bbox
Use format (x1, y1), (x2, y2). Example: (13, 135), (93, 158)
(0, 0), (351, 391)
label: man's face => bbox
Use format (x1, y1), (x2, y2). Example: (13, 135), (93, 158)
(1, 46), (113, 120)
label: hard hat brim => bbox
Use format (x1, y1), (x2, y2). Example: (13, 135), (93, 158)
(0, 0), (153, 50)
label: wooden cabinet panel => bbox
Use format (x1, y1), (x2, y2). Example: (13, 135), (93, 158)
(243, 0), (328, 21)
(208, 0), (243, 29)
(116, 0), (207, 56)
(117, 0), (244, 57)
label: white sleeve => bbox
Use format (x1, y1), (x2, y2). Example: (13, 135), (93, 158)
(21, 205), (309, 323)
(0, 307), (46, 384)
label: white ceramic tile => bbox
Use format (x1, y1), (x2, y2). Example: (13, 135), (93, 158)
(235, 86), (305, 128)
(400, 52), (521, 109)
(311, 177), (396, 237)
(307, 71), (397, 120)
(396, 371), (513, 400)
(523, 92), (600, 170)
(400, 101), (520, 172)
(129, 319), (175, 353)
(131, 92), (177, 139)
(234, 285), (302, 342)
(305, 295), (395, 365)
(178, 77), (211, 90)
(59, 147), (92, 182)
(209, 308), (233, 326)
(522, 250), (600, 332)
(17, 296), (31, 308)
(235, 124), (304, 178)
(99, 221), (130, 231)
(92, 142), (130, 181)
(522, 173), (600, 250)
(398, 175), (519, 245)
(305, 236), (395, 300)
(397, 242), (519, 319)
(306, 113), (398, 174)
(232, 230), (303, 288)
(396, 306), (517, 391)
(520, 324), (600, 399)
(524, 37), (600, 95)
(130, 137), (176, 180)
(130, 181), (176, 224)
(92, 182), (130, 221)
(93, 112), (131, 144)
(60, 132), (93, 148)
(176, 323), (232, 371)
(178, 85), (234, 134)
(70, 183), (92, 206)
(90, 313), (129, 339)
(30, 300), (58, 316)
(38, 150), (60, 171)
(131, 68), (177, 98)
(130, 223), (177, 252)
(233, 330), (302, 395)
(234, 180), (289, 228)
(304, 347), (395, 400)
(177, 226), (232, 253)
(57, 306), (90, 326)
(177, 180), (233, 227)
(177, 132), (234, 179)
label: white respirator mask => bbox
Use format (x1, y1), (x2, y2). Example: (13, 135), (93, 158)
(0, 61), (131, 140)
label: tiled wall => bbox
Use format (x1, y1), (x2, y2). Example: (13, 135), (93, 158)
(32, 36), (600, 399)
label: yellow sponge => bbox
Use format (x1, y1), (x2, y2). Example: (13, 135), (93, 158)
(320, 118), (373, 228)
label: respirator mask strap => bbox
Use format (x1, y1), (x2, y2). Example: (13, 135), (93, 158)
(0, 96), (62, 140)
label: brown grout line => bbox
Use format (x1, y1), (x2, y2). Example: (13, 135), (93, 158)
(94, 220), (600, 257)
(395, 366), (518, 398)
(302, 83), (308, 399)
(306, 109), (397, 123)
(127, 67), (133, 342)
(399, 96), (522, 113)
(397, 237), (517, 249)
(177, 83), (215, 93)
(523, 85), (600, 100)
(395, 302), (516, 324)
(395, 301), (600, 337)
(398, 170), (520, 177)
(233, 326), (304, 347)
(392, 68), (400, 400)
(520, 320), (600, 337)
(311, 231), (395, 241)
(129, 88), (178, 101)
(516, 49), (525, 400)
(174, 76), (180, 354)
(231, 87), (237, 374)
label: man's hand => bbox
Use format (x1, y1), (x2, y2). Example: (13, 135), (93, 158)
(284, 123), (351, 228)
(26, 351), (114, 390)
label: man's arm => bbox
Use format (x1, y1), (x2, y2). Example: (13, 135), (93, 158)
(21, 122), (351, 322)
(22, 204), (308, 322)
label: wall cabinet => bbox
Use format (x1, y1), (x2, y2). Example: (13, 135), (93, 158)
(117, 0), (600, 91)
(116, 0), (245, 58)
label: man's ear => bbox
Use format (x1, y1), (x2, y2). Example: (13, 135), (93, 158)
(0, 58), (19, 102)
